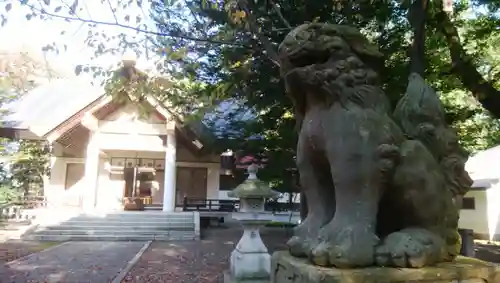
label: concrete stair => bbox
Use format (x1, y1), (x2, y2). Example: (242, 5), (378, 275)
(22, 211), (200, 241)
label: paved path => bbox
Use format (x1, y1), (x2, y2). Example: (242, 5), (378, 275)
(0, 241), (147, 283)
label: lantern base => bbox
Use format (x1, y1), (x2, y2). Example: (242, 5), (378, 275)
(228, 248), (271, 281)
(224, 271), (269, 283)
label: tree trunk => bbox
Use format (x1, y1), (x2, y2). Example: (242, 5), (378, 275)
(433, 4), (500, 118)
(409, 0), (428, 76)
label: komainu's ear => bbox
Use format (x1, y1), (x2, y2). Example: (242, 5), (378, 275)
(336, 25), (384, 59)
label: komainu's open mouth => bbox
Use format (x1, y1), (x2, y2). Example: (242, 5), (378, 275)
(287, 49), (331, 68)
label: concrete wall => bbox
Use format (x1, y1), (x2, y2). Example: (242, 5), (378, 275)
(46, 157), (86, 207)
(459, 184), (500, 240)
(459, 190), (489, 235)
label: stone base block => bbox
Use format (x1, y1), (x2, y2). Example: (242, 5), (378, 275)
(230, 248), (271, 279)
(271, 251), (500, 283)
(224, 271), (269, 283)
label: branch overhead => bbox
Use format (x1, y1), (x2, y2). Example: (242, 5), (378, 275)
(22, 2), (250, 48)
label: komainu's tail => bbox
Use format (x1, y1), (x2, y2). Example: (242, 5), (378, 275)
(392, 73), (472, 198)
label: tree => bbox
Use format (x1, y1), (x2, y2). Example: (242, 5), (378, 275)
(1, 0), (500, 193)
(0, 50), (57, 200)
(9, 140), (50, 198)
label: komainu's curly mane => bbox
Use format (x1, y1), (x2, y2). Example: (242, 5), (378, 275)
(278, 23), (390, 129)
(279, 23), (472, 200)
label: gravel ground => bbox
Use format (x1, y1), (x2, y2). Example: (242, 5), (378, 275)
(0, 240), (60, 264)
(123, 227), (292, 283)
(0, 241), (146, 283)
(125, 226), (500, 283)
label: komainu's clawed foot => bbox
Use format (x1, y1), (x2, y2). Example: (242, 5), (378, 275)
(310, 223), (379, 268)
(287, 218), (322, 258)
(287, 235), (317, 258)
(375, 228), (447, 268)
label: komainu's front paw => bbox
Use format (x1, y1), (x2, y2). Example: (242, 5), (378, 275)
(287, 218), (322, 258)
(310, 223), (379, 268)
(287, 235), (317, 258)
(375, 228), (447, 268)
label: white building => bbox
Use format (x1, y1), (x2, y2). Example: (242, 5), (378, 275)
(2, 72), (227, 212)
(460, 145), (500, 241)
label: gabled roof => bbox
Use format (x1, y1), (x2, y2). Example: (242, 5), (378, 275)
(1, 77), (216, 153)
(2, 78), (103, 137)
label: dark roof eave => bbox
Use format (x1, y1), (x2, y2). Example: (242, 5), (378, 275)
(0, 127), (45, 140)
(176, 117), (219, 154)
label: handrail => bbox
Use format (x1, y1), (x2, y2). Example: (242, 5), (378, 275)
(176, 197), (239, 212)
(175, 197), (301, 213)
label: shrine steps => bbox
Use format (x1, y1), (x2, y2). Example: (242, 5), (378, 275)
(22, 211), (200, 241)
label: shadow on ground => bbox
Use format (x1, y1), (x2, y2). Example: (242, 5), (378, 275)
(123, 226), (292, 283)
(125, 225), (500, 283)
(0, 240), (59, 264)
(1, 226), (498, 283)
(0, 241), (145, 283)
(475, 243), (500, 263)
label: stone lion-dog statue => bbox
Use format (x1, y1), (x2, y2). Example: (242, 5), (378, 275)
(278, 23), (472, 268)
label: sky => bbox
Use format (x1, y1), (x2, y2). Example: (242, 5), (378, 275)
(0, 0), (158, 80)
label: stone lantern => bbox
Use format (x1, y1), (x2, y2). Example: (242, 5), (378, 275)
(224, 163), (278, 283)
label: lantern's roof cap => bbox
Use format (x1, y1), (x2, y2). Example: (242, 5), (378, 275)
(228, 179), (278, 198)
(228, 164), (278, 199)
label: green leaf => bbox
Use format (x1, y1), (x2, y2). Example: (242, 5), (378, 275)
(54, 6), (62, 12)
(75, 65), (82, 75)
(124, 15), (130, 22)
(25, 14), (32, 20)
(5, 3), (12, 12)
(43, 0), (50, 5)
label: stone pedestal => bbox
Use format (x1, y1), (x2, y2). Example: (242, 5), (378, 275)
(224, 271), (270, 283)
(225, 221), (274, 283)
(271, 251), (500, 283)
